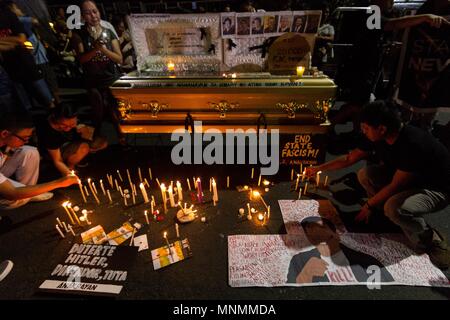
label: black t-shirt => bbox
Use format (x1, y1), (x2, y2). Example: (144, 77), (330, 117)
(75, 26), (120, 88)
(35, 116), (80, 151)
(0, 9), (40, 82)
(357, 125), (450, 194)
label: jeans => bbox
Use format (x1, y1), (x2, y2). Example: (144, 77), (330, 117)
(357, 165), (449, 247)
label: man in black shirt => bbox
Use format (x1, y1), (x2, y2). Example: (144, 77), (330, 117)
(307, 101), (450, 269)
(35, 103), (107, 176)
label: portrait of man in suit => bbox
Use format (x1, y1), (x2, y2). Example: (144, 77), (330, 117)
(251, 16), (264, 35)
(222, 17), (236, 35)
(286, 216), (394, 284)
(278, 15), (292, 33)
(292, 15), (306, 33)
(264, 15), (278, 33)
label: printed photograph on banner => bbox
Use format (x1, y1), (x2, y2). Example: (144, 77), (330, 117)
(263, 14), (278, 34)
(228, 232), (450, 287)
(221, 13), (236, 38)
(292, 12), (307, 33)
(304, 11), (322, 34)
(278, 14), (293, 33)
(251, 16), (264, 35)
(236, 14), (251, 37)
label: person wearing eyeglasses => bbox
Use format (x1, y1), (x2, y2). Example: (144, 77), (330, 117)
(0, 111), (79, 210)
(35, 103), (107, 176)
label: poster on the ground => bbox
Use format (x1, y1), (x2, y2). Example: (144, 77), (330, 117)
(228, 200), (449, 287)
(39, 244), (138, 296)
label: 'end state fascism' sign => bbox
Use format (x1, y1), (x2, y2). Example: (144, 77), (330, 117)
(280, 133), (327, 165)
(39, 243), (138, 296)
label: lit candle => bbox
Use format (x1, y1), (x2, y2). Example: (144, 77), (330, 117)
(56, 217), (63, 228)
(258, 213), (264, 221)
(115, 179), (120, 191)
(67, 202), (80, 225)
(160, 184), (167, 213)
(193, 177), (197, 190)
(304, 182), (308, 195)
(167, 62), (175, 72)
(168, 185), (176, 207)
(117, 170), (123, 182)
(151, 200), (154, 216)
(84, 185), (89, 196)
(263, 180), (270, 186)
(124, 193), (128, 207)
(140, 183), (150, 203)
(156, 178), (161, 188)
(258, 174), (262, 186)
(252, 190), (268, 209)
(296, 66), (305, 77)
(298, 188), (302, 200)
(62, 201), (75, 224)
(148, 167), (153, 180)
(78, 180), (87, 203)
(247, 203), (251, 217)
(231, 73), (237, 79)
(107, 190), (112, 204)
(92, 182), (98, 195)
(138, 167), (143, 183)
(316, 171), (322, 187)
(324, 175), (329, 187)
(163, 231), (172, 259)
(144, 210), (150, 224)
(227, 176), (230, 188)
(267, 205), (271, 220)
(209, 178), (212, 193)
(119, 186), (123, 197)
(56, 225), (65, 238)
(144, 178), (150, 188)
(295, 174), (300, 191)
(196, 178), (203, 203)
(176, 181), (183, 202)
(187, 178), (191, 191)
(212, 178), (218, 206)
(87, 178), (100, 204)
(300, 163), (303, 175)
(251, 168), (254, 179)
(175, 223), (180, 238)
(100, 179), (106, 195)
(302, 169), (306, 182)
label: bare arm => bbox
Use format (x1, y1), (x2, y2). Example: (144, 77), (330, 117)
(98, 38), (122, 65)
(307, 149), (369, 177)
(74, 40), (99, 65)
(384, 14), (449, 31)
(47, 148), (72, 176)
(0, 176), (78, 201)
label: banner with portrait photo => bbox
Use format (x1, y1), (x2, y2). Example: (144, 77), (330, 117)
(228, 200), (450, 287)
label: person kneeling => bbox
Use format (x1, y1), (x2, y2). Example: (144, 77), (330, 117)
(36, 103), (107, 176)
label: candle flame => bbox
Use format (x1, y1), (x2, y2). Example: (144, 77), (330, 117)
(252, 191), (260, 197)
(163, 231), (167, 238)
(258, 213), (264, 221)
(263, 180), (270, 186)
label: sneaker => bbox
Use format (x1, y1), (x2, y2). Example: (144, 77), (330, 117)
(29, 192), (54, 202)
(0, 260), (13, 282)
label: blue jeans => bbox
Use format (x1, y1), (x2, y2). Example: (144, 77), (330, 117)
(358, 165), (449, 247)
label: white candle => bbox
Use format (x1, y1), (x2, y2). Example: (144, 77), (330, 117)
(68, 224), (76, 236)
(148, 167), (153, 180)
(209, 178), (212, 193)
(138, 167), (143, 182)
(56, 217), (63, 228)
(251, 167), (254, 179)
(56, 225), (65, 238)
(117, 170), (123, 182)
(176, 181), (183, 201)
(175, 223), (180, 238)
(144, 210), (150, 224)
(67, 202), (80, 225)
(163, 231), (171, 255)
(144, 178), (150, 188)
(187, 178), (191, 191)
(324, 175), (329, 187)
(126, 169), (132, 188)
(140, 183), (150, 203)
(92, 182), (98, 195)
(156, 178), (161, 188)
(132, 190), (136, 205)
(78, 180), (87, 203)
(62, 201), (75, 224)
(168, 185), (176, 207)
(160, 184), (167, 213)
(227, 176), (230, 188)
(124, 194), (128, 207)
(258, 174), (262, 186)
(100, 179), (106, 195)
(119, 186), (123, 197)
(107, 190), (112, 204)
(298, 188), (302, 200)
(295, 174), (300, 191)
(212, 178), (218, 206)
(247, 203), (251, 216)
(302, 169), (306, 182)
(267, 205), (271, 220)
(304, 182), (308, 195)
(115, 179), (120, 191)
(291, 169), (294, 181)
(316, 171), (322, 187)
(88, 178), (100, 204)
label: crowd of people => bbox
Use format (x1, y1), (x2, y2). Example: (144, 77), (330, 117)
(0, 0), (449, 284)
